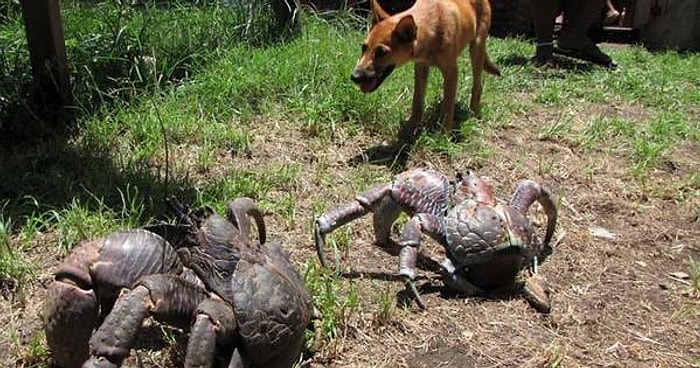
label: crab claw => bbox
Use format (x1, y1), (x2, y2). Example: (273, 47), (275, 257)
(314, 217), (335, 270)
(522, 273), (551, 313)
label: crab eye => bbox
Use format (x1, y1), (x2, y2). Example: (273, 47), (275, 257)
(374, 46), (387, 58)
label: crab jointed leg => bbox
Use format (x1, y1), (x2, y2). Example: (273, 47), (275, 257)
(439, 258), (486, 296)
(84, 274), (208, 368)
(396, 212), (446, 309)
(226, 197), (267, 245)
(186, 298), (238, 368)
(315, 186), (388, 269)
(315, 169), (451, 270)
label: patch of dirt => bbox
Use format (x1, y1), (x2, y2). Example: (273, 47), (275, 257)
(2, 98), (699, 368)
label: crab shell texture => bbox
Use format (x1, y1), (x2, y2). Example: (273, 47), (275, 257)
(44, 208), (313, 368)
(44, 230), (182, 368)
(190, 212), (314, 367)
(443, 199), (536, 290)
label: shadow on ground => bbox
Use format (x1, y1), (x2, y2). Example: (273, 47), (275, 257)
(349, 102), (477, 172)
(0, 132), (197, 227)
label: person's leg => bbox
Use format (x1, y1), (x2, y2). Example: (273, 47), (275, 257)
(557, 0), (617, 68)
(529, 0), (559, 66)
(558, 0), (605, 48)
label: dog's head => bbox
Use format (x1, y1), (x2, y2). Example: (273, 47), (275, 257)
(350, 0), (417, 93)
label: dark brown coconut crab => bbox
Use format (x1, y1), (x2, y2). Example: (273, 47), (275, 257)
(314, 169), (557, 312)
(44, 198), (313, 368)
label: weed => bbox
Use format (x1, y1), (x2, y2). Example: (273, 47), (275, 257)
(0, 209), (32, 293)
(325, 227), (354, 273)
(304, 260), (360, 347)
(373, 284), (394, 326)
(272, 192), (297, 229)
(21, 331), (50, 367)
(414, 131), (463, 158)
(577, 116), (633, 149)
(160, 325), (180, 347)
(48, 187), (148, 252)
(541, 342), (565, 368)
(538, 115), (573, 142)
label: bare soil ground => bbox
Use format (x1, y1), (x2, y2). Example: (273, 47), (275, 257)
(2, 98), (699, 367)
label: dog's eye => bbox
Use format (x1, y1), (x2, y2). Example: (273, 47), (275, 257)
(375, 47), (387, 58)
(361, 44), (368, 53)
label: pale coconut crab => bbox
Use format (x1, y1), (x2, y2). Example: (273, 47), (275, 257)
(314, 169), (557, 312)
(44, 197), (314, 368)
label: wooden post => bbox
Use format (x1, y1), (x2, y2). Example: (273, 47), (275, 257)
(20, 0), (71, 119)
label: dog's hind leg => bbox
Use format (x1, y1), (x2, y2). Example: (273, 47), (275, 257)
(468, 39), (487, 117)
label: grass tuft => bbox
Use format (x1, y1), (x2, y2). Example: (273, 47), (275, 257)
(304, 260), (361, 350)
(0, 208), (33, 295)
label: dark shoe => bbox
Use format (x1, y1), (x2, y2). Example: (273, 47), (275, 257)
(530, 54), (556, 68)
(532, 42), (556, 68)
(554, 43), (617, 69)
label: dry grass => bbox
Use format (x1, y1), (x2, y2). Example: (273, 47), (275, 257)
(7, 93), (698, 367)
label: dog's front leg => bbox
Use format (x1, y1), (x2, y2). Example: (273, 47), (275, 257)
(409, 63), (430, 125)
(440, 63), (458, 133)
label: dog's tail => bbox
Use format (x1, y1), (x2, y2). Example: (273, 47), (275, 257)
(484, 53), (501, 77)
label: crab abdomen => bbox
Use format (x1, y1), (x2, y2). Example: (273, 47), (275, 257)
(89, 230), (184, 305)
(231, 242), (313, 367)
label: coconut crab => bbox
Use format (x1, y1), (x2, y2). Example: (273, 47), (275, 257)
(44, 198), (313, 368)
(314, 169), (557, 312)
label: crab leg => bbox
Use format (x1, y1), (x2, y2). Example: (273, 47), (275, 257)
(315, 184), (393, 269)
(226, 197), (267, 245)
(186, 299), (237, 368)
(510, 180), (556, 314)
(397, 213), (444, 310)
(439, 258), (486, 296)
(84, 275), (207, 368)
(44, 240), (102, 368)
(510, 180), (557, 262)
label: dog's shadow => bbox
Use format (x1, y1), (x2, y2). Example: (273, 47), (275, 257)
(349, 102), (475, 172)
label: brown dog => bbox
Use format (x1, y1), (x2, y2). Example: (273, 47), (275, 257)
(351, 0), (501, 133)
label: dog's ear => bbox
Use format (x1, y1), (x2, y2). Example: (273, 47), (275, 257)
(370, 0), (390, 26)
(393, 15), (417, 44)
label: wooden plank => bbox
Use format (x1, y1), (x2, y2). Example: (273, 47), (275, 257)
(20, 0), (71, 115)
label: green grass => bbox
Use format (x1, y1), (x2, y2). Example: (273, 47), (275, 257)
(304, 260), (361, 346)
(0, 207), (33, 295)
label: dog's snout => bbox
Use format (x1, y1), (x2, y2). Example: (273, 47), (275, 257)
(350, 69), (372, 84)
